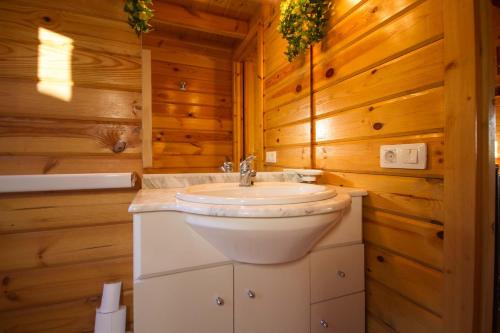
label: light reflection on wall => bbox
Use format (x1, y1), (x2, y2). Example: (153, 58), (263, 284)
(315, 118), (329, 142)
(37, 27), (73, 101)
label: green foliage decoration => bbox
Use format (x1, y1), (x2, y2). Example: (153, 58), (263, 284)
(124, 0), (154, 36)
(278, 0), (331, 62)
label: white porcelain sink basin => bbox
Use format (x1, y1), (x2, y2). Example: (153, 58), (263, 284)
(176, 181), (351, 264)
(176, 182), (337, 205)
(185, 211), (345, 264)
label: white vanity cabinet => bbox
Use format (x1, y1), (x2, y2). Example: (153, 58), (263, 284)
(234, 258), (310, 333)
(134, 265), (234, 333)
(131, 184), (367, 333)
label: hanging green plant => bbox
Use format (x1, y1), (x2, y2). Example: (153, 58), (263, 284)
(124, 0), (154, 36)
(278, 0), (331, 62)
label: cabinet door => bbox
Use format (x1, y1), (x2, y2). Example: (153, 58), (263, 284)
(311, 292), (365, 333)
(311, 244), (365, 302)
(234, 258), (310, 333)
(135, 265), (233, 333)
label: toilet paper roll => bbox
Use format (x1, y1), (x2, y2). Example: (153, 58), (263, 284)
(99, 282), (122, 314)
(95, 305), (126, 333)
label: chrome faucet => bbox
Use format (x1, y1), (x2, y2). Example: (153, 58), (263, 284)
(220, 160), (233, 173)
(239, 154), (257, 186)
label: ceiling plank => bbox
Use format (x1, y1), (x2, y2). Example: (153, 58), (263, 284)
(152, 2), (249, 39)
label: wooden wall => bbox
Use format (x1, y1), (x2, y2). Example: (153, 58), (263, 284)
(0, 1), (141, 332)
(262, 5), (312, 170)
(262, 0), (445, 331)
(142, 28), (234, 173)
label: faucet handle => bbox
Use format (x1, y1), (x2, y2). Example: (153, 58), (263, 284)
(220, 160), (233, 173)
(240, 154), (256, 170)
(243, 154), (256, 162)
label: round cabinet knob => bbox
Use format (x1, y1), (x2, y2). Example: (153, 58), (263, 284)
(320, 320), (329, 328)
(337, 270), (346, 278)
(247, 289), (256, 298)
(215, 297), (224, 306)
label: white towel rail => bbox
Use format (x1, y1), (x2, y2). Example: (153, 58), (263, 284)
(0, 173), (137, 193)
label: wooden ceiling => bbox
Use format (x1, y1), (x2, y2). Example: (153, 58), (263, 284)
(151, 0), (268, 43)
(158, 0), (262, 20)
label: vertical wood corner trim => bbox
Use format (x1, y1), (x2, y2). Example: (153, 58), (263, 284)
(442, 0), (494, 331)
(142, 49), (153, 168)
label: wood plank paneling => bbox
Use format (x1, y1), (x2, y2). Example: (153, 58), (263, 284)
(0, 80), (141, 122)
(264, 146), (312, 169)
(0, 1), (141, 331)
(322, 172), (444, 222)
(152, 1), (249, 39)
(0, 39), (141, 91)
(264, 96), (310, 129)
(265, 122), (311, 147)
(153, 129), (233, 143)
(154, 141), (233, 156)
(314, 40), (443, 116)
(0, 223), (132, 271)
(0, 2), (141, 57)
(0, 289), (133, 333)
(152, 116), (233, 132)
(149, 45), (232, 71)
(153, 103), (232, 119)
(363, 207), (444, 270)
(260, 0), (447, 329)
(0, 117), (141, 156)
(367, 279), (443, 333)
(313, 0), (443, 93)
(0, 257), (132, 312)
(144, 28), (234, 173)
(316, 133), (444, 178)
(366, 245), (444, 315)
(0, 156), (142, 175)
(0, 190), (135, 233)
(315, 88), (444, 142)
(367, 314), (397, 333)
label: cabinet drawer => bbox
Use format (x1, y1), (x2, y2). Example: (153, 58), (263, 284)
(311, 244), (364, 302)
(234, 258), (310, 333)
(311, 292), (365, 333)
(134, 265), (233, 333)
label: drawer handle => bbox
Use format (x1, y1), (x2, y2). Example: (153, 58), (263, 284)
(320, 320), (329, 328)
(337, 270), (346, 278)
(247, 289), (256, 298)
(215, 297), (224, 306)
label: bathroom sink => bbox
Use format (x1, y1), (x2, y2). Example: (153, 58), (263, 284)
(185, 211), (345, 264)
(174, 182), (351, 264)
(176, 182), (337, 205)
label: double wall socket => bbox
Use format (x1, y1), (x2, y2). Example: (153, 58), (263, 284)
(380, 143), (427, 170)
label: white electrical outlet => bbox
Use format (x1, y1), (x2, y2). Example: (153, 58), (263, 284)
(380, 143), (427, 169)
(266, 151), (277, 163)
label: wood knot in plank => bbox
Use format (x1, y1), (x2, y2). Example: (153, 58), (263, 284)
(2, 276), (10, 286)
(325, 68), (335, 78)
(113, 141), (127, 153)
(445, 61), (457, 72)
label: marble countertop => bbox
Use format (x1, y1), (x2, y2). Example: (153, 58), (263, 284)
(129, 188), (354, 217)
(130, 174), (366, 217)
(129, 172), (367, 217)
